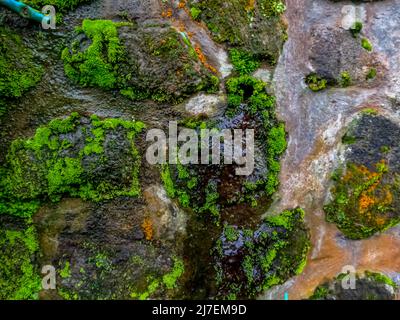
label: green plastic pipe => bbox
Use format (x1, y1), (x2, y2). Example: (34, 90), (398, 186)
(0, 0), (50, 24)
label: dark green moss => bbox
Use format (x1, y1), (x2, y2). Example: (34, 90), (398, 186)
(0, 27), (43, 116)
(361, 38), (373, 52)
(310, 271), (397, 300)
(24, 0), (91, 21)
(214, 208), (310, 299)
(161, 76), (286, 222)
(0, 221), (41, 300)
(350, 21), (363, 38)
(0, 113), (145, 218)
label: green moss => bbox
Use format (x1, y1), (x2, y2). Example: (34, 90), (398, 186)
(309, 284), (330, 300)
(229, 49), (261, 75)
(187, 0), (286, 61)
(350, 21), (363, 38)
(214, 208), (310, 298)
(0, 223), (41, 299)
(162, 257), (185, 290)
(265, 209), (304, 231)
(361, 38), (373, 52)
(310, 271), (397, 300)
(0, 113), (145, 218)
(59, 261), (71, 279)
(305, 73), (327, 92)
(224, 224), (239, 242)
(324, 161), (400, 239)
(342, 134), (356, 145)
(340, 71), (351, 87)
(162, 76), (285, 219)
(190, 7), (202, 20)
(25, 0), (90, 14)
(366, 68), (377, 80)
(130, 257), (185, 300)
(0, 27), (43, 115)
(62, 20), (130, 89)
(365, 271), (397, 288)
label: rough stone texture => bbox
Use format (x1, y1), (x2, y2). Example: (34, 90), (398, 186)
(345, 113), (400, 173)
(308, 24), (386, 87)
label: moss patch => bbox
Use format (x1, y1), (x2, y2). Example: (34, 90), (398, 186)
(214, 208), (310, 299)
(161, 76), (286, 224)
(0, 218), (41, 300)
(324, 161), (400, 239)
(62, 20), (130, 90)
(0, 26), (43, 115)
(62, 20), (217, 104)
(0, 112), (145, 218)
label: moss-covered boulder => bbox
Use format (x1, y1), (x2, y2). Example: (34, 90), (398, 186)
(187, 0), (287, 63)
(34, 193), (186, 300)
(310, 271), (397, 300)
(325, 113), (400, 239)
(0, 112), (145, 218)
(161, 75), (286, 225)
(62, 19), (218, 104)
(306, 24), (384, 91)
(213, 208), (310, 299)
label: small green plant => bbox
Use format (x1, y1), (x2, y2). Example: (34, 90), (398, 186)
(361, 38), (373, 51)
(0, 225), (41, 299)
(190, 7), (202, 20)
(224, 224), (240, 242)
(350, 21), (363, 37)
(366, 68), (377, 80)
(162, 257), (185, 290)
(305, 73), (327, 92)
(59, 261), (71, 279)
(340, 71), (351, 87)
(229, 49), (260, 75)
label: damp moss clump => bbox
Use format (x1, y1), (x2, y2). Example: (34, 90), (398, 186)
(324, 161), (400, 239)
(62, 19), (130, 90)
(0, 27), (43, 115)
(214, 208), (310, 299)
(160, 76), (286, 223)
(305, 73), (327, 92)
(229, 48), (261, 76)
(0, 112), (145, 218)
(0, 219), (41, 300)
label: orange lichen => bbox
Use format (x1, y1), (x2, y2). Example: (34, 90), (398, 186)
(359, 194), (375, 213)
(245, 0), (255, 11)
(195, 45), (217, 73)
(142, 218), (153, 240)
